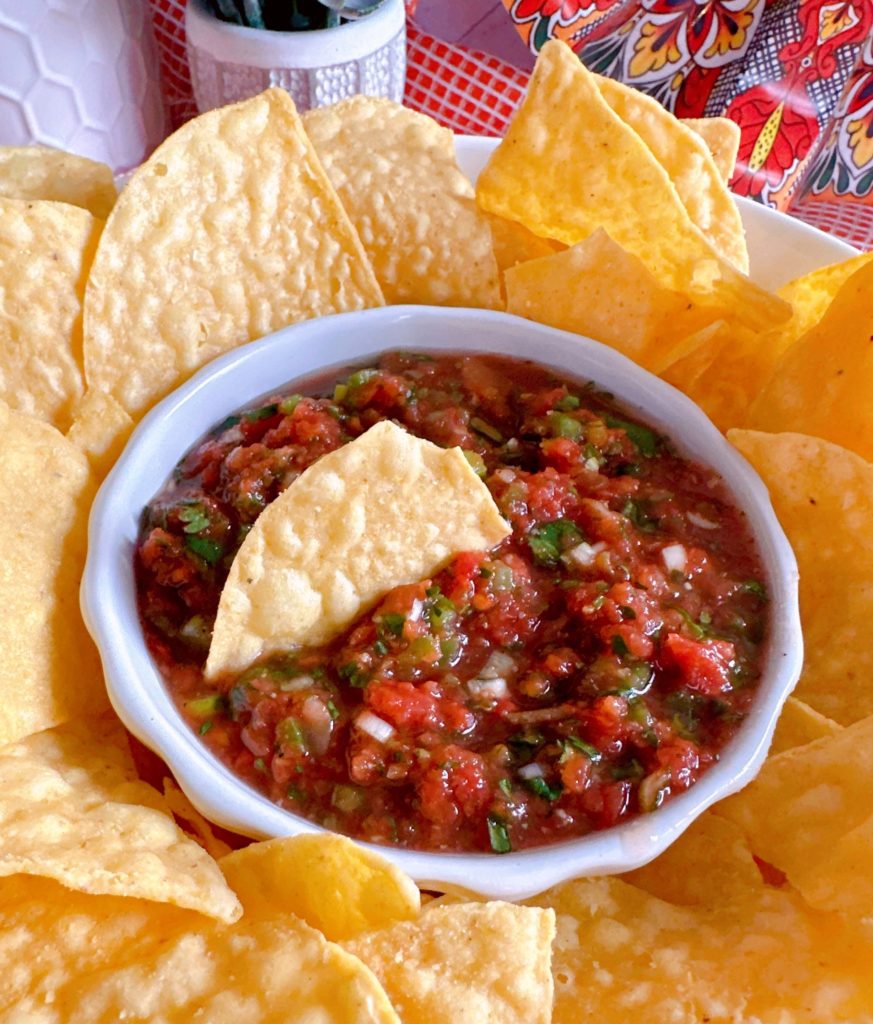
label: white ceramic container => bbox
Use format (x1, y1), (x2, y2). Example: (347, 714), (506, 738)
(82, 305), (804, 900)
(0, 0), (168, 172)
(185, 0), (406, 113)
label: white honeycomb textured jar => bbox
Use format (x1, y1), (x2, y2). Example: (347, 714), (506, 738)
(186, 0), (406, 114)
(0, 0), (168, 172)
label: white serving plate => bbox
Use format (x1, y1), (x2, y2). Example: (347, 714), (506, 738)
(86, 131), (847, 900)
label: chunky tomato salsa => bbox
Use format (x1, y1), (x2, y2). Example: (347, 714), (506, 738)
(137, 352), (768, 854)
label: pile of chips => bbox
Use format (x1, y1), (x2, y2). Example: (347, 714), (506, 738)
(1, 36), (872, 1022)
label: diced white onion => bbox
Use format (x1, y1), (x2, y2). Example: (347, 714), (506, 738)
(687, 511), (719, 530)
(495, 468), (515, 483)
(584, 457), (600, 472)
(407, 599), (424, 623)
(518, 762), (544, 780)
(566, 541), (604, 567)
(281, 674), (317, 692)
(479, 651), (516, 679)
(661, 544), (687, 574)
(355, 711), (395, 743)
(468, 676), (509, 699)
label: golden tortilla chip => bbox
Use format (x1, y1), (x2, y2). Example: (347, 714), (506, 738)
(0, 198), (101, 431)
(0, 875), (399, 1023)
(504, 229), (709, 372)
(66, 388), (135, 479)
(625, 813), (762, 906)
(221, 833), (420, 941)
(476, 41), (789, 332)
(344, 902), (555, 1024)
(0, 717), (241, 923)
(769, 696), (842, 756)
(666, 252), (873, 430)
(84, 88), (384, 417)
(161, 778), (233, 860)
(747, 259), (873, 459)
(682, 117), (741, 182)
(0, 402), (108, 746)
(729, 429), (873, 724)
(305, 97), (500, 309)
(487, 211), (564, 275)
(206, 420), (510, 678)
(595, 76), (748, 273)
(718, 715), (873, 920)
(530, 875), (873, 1023)
(0, 145), (116, 218)
(777, 250), (873, 331)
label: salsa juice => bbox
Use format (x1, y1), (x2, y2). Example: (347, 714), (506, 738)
(136, 352), (769, 854)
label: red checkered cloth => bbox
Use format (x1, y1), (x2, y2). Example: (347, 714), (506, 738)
(146, 0), (870, 251)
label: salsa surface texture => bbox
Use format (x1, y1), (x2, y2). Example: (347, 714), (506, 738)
(136, 352), (769, 854)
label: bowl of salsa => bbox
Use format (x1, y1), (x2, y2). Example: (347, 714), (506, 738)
(82, 305), (803, 899)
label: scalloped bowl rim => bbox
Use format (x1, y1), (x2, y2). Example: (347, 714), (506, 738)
(81, 305), (803, 900)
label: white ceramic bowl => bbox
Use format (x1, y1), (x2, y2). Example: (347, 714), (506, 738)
(82, 306), (803, 900)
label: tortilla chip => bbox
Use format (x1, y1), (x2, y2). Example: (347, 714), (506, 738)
(305, 97), (500, 309)
(682, 117), (741, 182)
(624, 813), (762, 906)
(0, 402), (108, 747)
(777, 250), (873, 333)
(0, 198), (101, 431)
(206, 420), (510, 678)
(0, 145), (116, 218)
(344, 902), (555, 1024)
(659, 258), (873, 429)
(729, 429), (873, 724)
(487, 212), (564, 275)
(221, 833), (420, 941)
(718, 715), (873, 920)
(66, 388), (135, 479)
(769, 696), (842, 756)
(161, 778), (233, 860)
(530, 875), (873, 1023)
(504, 229), (708, 372)
(747, 259), (873, 459)
(0, 717), (241, 923)
(595, 76), (748, 273)
(476, 41), (789, 332)
(0, 875), (399, 1023)
(84, 88), (384, 417)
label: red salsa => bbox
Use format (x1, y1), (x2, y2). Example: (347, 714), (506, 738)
(136, 352), (768, 854)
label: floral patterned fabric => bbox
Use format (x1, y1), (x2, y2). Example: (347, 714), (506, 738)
(147, 0), (873, 249)
(503, 0), (873, 246)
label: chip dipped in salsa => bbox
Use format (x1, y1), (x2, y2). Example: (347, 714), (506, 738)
(136, 352), (769, 854)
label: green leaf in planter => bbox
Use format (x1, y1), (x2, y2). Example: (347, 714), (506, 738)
(209, 0), (244, 25)
(241, 0), (266, 28)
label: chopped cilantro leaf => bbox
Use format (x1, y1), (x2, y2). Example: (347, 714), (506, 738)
(339, 662), (369, 688)
(199, 720), (213, 736)
(742, 579), (768, 601)
(178, 503), (210, 534)
(611, 634), (630, 656)
(562, 735), (602, 762)
(498, 777), (513, 797)
(381, 612), (405, 637)
(184, 535), (224, 565)
(525, 776), (562, 801)
(244, 403), (278, 422)
(487, 814), (512, 853)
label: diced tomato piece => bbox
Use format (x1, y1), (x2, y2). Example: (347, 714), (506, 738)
(662, 633), (736, 695)
(655, 738), (701, 790)
(445, 552), (486, 606)
(366, 680), (473, 735)
(540, 437), (582, 473)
